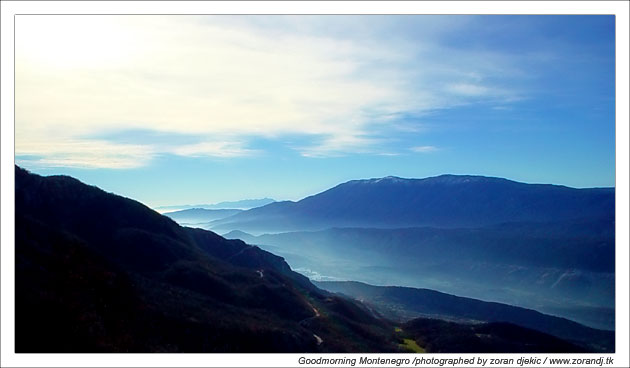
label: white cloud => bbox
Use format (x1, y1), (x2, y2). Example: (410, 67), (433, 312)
(16, 140), (155, 169)
(171, 141), (257, 158)
(299, 134), (385, 158)
(447, 83), (490, 97)
(410, 145), (439, 153)
(15, 15), (521, 168)
(16, 138), (255, 169)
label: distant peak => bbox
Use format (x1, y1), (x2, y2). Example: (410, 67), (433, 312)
(428, 174), (500, 183)
(348, 176), (415, 185)
(370, 176), (406, 183)
(348, 174), (510, 186)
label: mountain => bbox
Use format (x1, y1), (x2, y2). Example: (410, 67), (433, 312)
(163, 208), (243, 226)
(315, 281), (614, 352)
(206, 198), (276, 209)
(223, 223), (615, 330)
(14, 166), (397, 353)
(155, 198), (275, 212)
(13, 166), (607, 353)
(209, 175), (614, 234)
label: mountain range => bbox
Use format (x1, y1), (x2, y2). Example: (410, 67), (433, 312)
(15, 166), (614, 352)
(154, 198), (275, 212)
(209, 175), (614, 234)
(216, 175), (614, 330)
(163, 208), (243, 226)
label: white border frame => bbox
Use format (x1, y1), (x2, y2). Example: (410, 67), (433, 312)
(2, 1), (628, 367)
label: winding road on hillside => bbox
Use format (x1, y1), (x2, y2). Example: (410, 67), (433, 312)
(298, 301), (323, 345)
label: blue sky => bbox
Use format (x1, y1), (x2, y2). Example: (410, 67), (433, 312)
(15, 15), (615, 207)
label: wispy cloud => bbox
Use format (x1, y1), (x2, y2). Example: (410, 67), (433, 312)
(410, 145), (439, 153)
(15, 140), (155, 169)
(16, 15), (524, 168)
(447, 83), (490, 97)
(299, 134), (385, 158)
(15, 137), (256, 169)
(171, 141), (257, 158)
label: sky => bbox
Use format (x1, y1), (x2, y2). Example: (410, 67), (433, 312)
(14, 15), (615, 207)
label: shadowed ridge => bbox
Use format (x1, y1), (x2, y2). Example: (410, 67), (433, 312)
(15, 165), (399, 353)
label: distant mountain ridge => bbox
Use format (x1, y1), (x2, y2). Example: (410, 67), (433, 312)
(163, 208), (243, 226)
(209, 175), (614, 233)
(155, 198), (275, 212)
(224, 221), (614, 273)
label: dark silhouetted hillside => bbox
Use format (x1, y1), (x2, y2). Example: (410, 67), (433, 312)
(316, 281), (614, 352)
(401, 318), (589, 353)
(14, 166), (396, 353)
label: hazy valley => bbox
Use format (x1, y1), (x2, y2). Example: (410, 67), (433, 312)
(198, 176), (614, 331)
